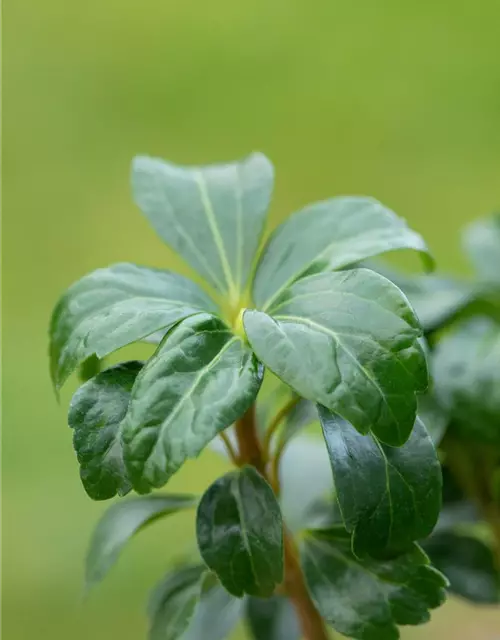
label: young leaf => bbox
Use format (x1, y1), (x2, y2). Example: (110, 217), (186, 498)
(68, 361), (142, 500)
(432, 317), (500, 443)
(148, 565), (205, 640)
(86, 494), (197, 589)
(132, 153), (274, 298)
(301, 527), (448, 640)
(244, 269), (427, 446)
(423, 531), (500, 604)
(50, 263), (216, 390)
(252, 196), (432, 311)
(122, 314), (263, 493)
(318, 409), (441, 555)
(196, 466), (283, 597)
(246, 596), (301, 640)
(462, 212), (500, 283)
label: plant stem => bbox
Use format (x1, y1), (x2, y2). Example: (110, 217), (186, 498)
(234, 405), (330, 640)
(263, 395), (300, 454)
(218, 431), (239, 465)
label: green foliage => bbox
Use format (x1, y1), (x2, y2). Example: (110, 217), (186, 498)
(196, 466), (283, 597)
(301, 527), (447, 640)
(50, 151), (500, 639)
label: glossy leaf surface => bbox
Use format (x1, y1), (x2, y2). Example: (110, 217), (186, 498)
(301, 527), (447, 640)
(433, 317), (500, 443)
(319, 409), (441, 554)
(253, 196), (432, 310)
(86, 494), (196, 589)
(68, 361), (142, 500)
(424, 531), (500, 604)
(196, 466), (283, 597)
(462, 212), (500, 283)
(123, 314), (263, 493)
(244, 269), (427, 446)
(50, 263), (215, 389)
(132, 153), (274, 297)
(246, 596), (301, 640)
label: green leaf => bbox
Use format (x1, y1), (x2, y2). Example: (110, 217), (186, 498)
(196, 466), (283, 597)
(462, 212), (500, 283)
(423, 531), (500, 604)
(252, 196), (432, 311)
(244, 269), (427, 446)
(132, 153), (274, 298)
(86, 494), (197, 589)
(301, 527), (448, 640)
(78, 354), (102, 382)
(148, 568), (243, 640)
(68, 361), (142, 500)
(181, 573), (244, 640)
(148, 565), (205, 640)
(122, 314), (263, 493)
(417, 393), (448, 445)
(432, 317), (500, 443)
(319, 409), (441, 555)
(50, 263), (216, 390)
(246, 596), (301, 640)
(279, 435), (333, 532)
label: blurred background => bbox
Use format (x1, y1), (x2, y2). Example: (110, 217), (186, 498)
(3, 0), (500, 638)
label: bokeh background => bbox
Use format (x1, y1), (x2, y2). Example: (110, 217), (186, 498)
(3, 1), (500, 638)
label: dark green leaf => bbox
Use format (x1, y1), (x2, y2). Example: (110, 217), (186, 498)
(132, 153), (274, 298)
(462, 212), (500, 283)
(279, 435), (333, 532)
(252, 196), (432, 311)
(423, 531), (500, 604)
(181, 572), (244, 640)
(50, 263), (216, 390)
(301, 527), (448, 640)
(148, 565), (205, 640)
(122, 314), (262, 493)
(246, 596), (301, 640)
(68, 361), (142, 500)
(244, 269), (427, 446)
(432, 317), (500, 443)
(86, 494), (197, 589)
(319, 409), (441, 555)
(196, 466), (283, 597)
(417, 393), (448, 445)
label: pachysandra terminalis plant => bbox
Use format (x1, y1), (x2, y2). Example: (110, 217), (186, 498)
(368, 212), (500, 607)
(49, 151), (449, 640)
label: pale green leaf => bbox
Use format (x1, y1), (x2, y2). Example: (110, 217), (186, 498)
(132, 153), (274, 297)
(246, 596), (301, 640)
(462, 212), (500, 283)
(432, 317), (500, 443)
(86, 494), (196, 589)
(244, 269), (427, 446)
(50, 263), (216, 390)
(252, 196), (432, 310)
(123, 314), (263, 493)
(319, 409), (441, 555)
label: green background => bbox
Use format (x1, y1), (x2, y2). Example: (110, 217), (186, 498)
(3, 0), (500, 638)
